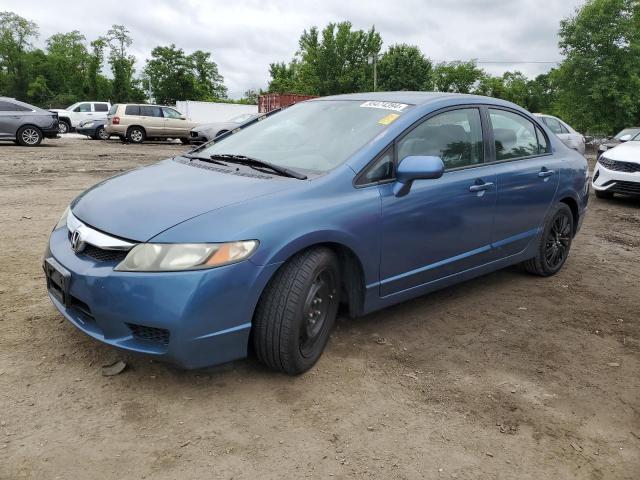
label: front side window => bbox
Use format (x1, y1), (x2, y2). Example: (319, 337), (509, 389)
(200, 100), (413, 174)
(397, 108), (484, 170)
(162, 107), (182, 119)
(74, 103), (92, 113)
(140, 106), (162, 117)
(490, 109), (541, 160)
(358, 147), (394, 185)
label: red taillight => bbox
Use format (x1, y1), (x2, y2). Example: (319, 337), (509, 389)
(112, 116), (120, 125)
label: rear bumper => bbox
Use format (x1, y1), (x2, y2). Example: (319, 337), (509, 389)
(42, 127), (60, 139)
(105, 124), (126, 135)
(45, 226), (280, 369)
(592, 162), (640, 196)
(76, 127), (98, 136)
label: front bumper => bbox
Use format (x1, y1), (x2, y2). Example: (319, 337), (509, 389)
(592, 161), (640, 196)
(76, 126), (98, 136)
(45, 227), (279, 369)
(189, 131), (208, 144)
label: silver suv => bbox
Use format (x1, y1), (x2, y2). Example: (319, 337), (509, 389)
(0, 97), (59, 146)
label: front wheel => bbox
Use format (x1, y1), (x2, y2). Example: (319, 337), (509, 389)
(17, 126), (43, 146)
(522, 203), (574, 277)
(58, 120), (70, 134)
(253, 247), (341, 375)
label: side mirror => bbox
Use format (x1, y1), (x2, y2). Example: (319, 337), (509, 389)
(393, 155), (444, 197)
(619, 134), (632, 142)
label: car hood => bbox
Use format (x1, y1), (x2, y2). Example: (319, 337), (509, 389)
(71, 157), (292, 242)
(601, 142), (640, 163)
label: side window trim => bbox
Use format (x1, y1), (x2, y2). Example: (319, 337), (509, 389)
(485, 106), (553, 165)
(354, 143), (396, 187)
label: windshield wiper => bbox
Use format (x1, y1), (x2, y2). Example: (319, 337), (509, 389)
(181, 154), (228, 166)
(210, 154), (307, 180)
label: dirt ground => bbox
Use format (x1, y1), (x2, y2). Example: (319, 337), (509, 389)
(0, 135), (638, 480)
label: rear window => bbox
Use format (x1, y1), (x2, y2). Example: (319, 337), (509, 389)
(108, 104), (118, 115)
(125, 105), (140, 116)
(94, 103), (109, 112)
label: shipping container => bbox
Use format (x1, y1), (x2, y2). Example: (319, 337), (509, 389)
(258, 94), (318, 113)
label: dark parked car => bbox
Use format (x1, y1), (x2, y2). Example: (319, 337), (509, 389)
(597, 127), (640, 157)
(45, 92), (589, 374)
(76, 119), (110, 140)
(0, 97), (59, 146)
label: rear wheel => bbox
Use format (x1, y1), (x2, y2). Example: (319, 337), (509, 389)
(58, 120), (70, 134)
(253, 247), (340, 375)
(17, 126), (43, 146)
(522, 203), (574, 277)
(127, 126), (145, 144)
(595, 189), (613, 199)
(96, 126), (109, 140)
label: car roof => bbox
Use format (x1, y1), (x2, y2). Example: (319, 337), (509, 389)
(318, 91), (481, 105)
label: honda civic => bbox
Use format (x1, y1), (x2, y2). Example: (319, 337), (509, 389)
(44, 92), (589, 374)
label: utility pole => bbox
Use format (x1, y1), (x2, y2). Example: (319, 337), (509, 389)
(368, 54), (379, 92)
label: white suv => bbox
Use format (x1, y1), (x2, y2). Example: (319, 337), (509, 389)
(50, 101), (111, 134)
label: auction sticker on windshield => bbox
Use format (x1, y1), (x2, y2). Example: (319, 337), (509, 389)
(360, 101), (410, 112)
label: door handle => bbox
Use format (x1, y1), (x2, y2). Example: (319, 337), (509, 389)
(538, 169), (555, 178)
(469, 182), (494, 192)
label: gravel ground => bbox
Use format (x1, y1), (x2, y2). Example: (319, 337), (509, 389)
(0, 136), (639, 479)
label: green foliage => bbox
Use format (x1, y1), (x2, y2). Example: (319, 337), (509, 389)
(431, 61), (485, 93)
(268, 21), (382, 95)
(0, 11), (39, 98)
(143, 45), (227, 104)
(553, 0), (640, 134)
(377, 44), (431, 91)
(106, 24), (136, 102)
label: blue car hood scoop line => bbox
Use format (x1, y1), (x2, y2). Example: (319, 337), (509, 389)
(71, 158), (290, 242)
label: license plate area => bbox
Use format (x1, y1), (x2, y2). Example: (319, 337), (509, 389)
(44, 257), (71, 307)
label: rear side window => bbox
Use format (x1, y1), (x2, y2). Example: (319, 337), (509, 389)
(0, 100), (31, 112)
(398, 108), (484, 170)
(94, 103), (109, 112)
(140, 105), (162, 117)
(125, 105), (140, 116)
(489, 109), (544, 160)
(536, 127), (550, 154)
(542, 116), (568, 134)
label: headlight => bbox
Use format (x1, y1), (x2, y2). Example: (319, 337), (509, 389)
(54, 206), (69, 231)
(600, 145), (608, 151)
(115, 241), (259, 272)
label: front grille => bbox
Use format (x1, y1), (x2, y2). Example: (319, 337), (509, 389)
(127, 323), (170, 345)
(82, 244), (128, 263)
(604, 180), (640, 196)
(598, 157), (640, 173)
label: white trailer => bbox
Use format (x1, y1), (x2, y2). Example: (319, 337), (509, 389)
(175, 101), (258, 124)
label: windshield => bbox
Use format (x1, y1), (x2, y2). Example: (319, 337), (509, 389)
(230, 113), (254, 123)
(200, 100), (412, 173)
(66, 102), (80, 111)
(614, 128), (640, 140)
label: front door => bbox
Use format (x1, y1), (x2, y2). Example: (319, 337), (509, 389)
(379, 107), (497, 296)
(162, 107), (189, 137)
(488, 108), (560, 257)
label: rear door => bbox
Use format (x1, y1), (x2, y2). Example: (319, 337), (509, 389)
(0, 100), (30, 138)
(92, 102), (110, 121)
(139, 105), (164, 136)
(161, 107), (189, 137)
(488, 108), (560, 257)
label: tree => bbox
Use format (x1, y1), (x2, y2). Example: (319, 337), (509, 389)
(0, 11), (38, 98)
(143, 45), (227, 104)
(268, 21), (382, 95)
(431, 61), (484, 93)
(554, 0), (640, 134)
(239, 88), (259, 104)
(86, 37), (110, 99)
(45, 31), (88, 101)
(106, 24), (136, 102)
(189, 50), (227, 100)
(377, 44), (431, 91)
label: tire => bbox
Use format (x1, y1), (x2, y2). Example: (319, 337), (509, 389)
(522, 203), (574, 277)
(17, 125), (43, 147)
(180, 138), (191, 145)
(126, 126), (145, 144)
(595, 189), (613, 199)
(253, 247), (341, 375)
(58, 120), (70, 134)
(96, 126), (109, 140)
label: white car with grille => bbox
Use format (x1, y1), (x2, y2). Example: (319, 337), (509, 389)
(592, 132), (640, 199)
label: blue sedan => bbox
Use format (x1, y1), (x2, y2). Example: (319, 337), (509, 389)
(44, 92), (589, 374)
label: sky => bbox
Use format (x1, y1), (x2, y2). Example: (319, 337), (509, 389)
(2, 0), (586, 98)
